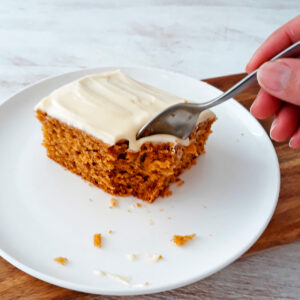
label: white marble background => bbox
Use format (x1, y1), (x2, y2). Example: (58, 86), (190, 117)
(0, 0), (299, 101)
(0, 0), (299, 298)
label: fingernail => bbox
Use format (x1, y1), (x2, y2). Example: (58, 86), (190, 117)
(250, 102), (255, 114)
(250, 96), (260, 115)
(257, 61), (291, 92)
(270, 118), (278, 139)
(289, 136), (295, 148)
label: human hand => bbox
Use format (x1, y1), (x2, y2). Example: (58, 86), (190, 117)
(246, 15), (300, 149)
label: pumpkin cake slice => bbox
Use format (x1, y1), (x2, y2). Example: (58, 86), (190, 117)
(35, 70), (216, 202)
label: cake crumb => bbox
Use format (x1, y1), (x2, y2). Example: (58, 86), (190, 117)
(93, 270), (105, 277)
(160, 208), (164, 212)
(177, 179), (184, 187)
(54, 257), (68, 266)
(168, 217), (172, 220)
(93, 270), (130, 285)
(145, 282), (149, 286)
(147, 254), (163, 263)
(109, 198), (117, 209)
(108, 230), (113, 234)
(149, 219), (154, 226)
(88, 198), (93, 202)
(172, 234), (196, 246)
(126, 253), (138, 261)
(88, 183), (93, 187)
(128, 209), (132, 213)
(184, 100), (189, 103)
(136, 203), (141, 208)
(94, 233), (102, 248)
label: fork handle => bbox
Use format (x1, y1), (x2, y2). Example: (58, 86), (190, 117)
(204, 41), (300, 108)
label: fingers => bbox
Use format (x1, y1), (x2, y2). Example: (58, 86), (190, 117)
(250, 89), (281, 119)
(270, 104), (300, 142)
(257, 59), (300, 106)
(246, 16), (300, 149)
(289, 127), (300, 149)
(246, 15), (300, 73)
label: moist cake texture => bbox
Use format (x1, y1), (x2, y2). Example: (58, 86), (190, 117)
(35, 70), (216, 202)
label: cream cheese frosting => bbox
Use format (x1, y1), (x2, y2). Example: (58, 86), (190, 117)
(35, 70), (215, 151)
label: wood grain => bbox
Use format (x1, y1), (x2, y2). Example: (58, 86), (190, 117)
(0, 73), (299, 299)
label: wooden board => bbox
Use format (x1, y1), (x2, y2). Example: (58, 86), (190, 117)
(0, 73), (299, 299)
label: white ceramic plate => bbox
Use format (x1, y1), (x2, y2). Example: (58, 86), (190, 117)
(0, 67), (280, 296)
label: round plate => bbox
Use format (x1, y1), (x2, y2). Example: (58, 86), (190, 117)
(0, 67), (280, 295)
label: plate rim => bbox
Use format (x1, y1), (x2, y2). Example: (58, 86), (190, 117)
(0, 66), (280, 296)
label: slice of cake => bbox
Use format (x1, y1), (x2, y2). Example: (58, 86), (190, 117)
(35, 70), (216, 202)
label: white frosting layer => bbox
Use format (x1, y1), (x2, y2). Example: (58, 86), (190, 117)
(35, 70), (215, 151)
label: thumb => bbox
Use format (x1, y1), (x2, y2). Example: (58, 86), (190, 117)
(257, 58), (300, 106)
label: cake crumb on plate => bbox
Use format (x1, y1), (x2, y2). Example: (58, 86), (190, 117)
(54, 257), (68, 266)
(108, 230), (113, 234)
(93, 269), (130, 285)
(147, 254), (163, 263)
(126, 253), (138, 261)
(109, 198), (117, 208)
(94, 233), (102, 248)
(172, 234), (196, 246)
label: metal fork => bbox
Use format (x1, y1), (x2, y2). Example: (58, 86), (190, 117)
(137, 41), (300, 140)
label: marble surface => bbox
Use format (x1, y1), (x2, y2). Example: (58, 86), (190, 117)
(0, 0), (299, 101)
(0, 0), (299, 298)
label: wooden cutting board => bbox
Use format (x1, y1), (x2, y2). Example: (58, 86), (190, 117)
(0, 73), (299, 299)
